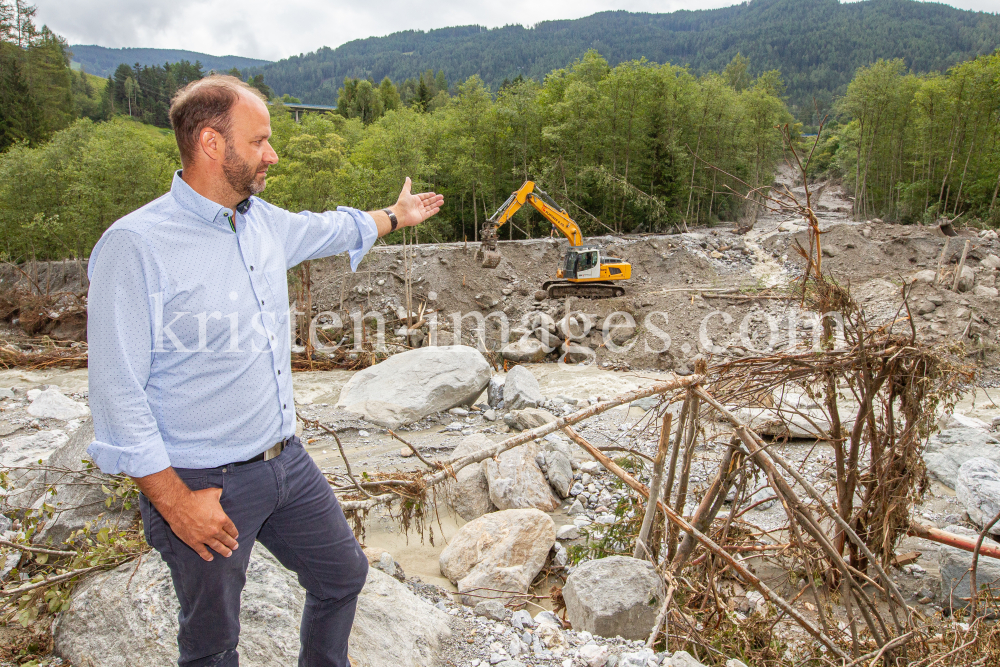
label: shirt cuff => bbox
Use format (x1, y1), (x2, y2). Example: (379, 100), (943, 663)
(87, 434), (173, 478)
(339, 207), (379, 272)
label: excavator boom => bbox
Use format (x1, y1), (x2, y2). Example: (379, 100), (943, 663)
(477, 181), (584, 268)
(476, 181), (632, 299)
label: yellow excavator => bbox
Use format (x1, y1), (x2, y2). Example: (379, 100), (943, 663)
(476, 181), (632, 299)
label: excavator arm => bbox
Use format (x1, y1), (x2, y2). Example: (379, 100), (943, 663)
(477, 181), (583, 268)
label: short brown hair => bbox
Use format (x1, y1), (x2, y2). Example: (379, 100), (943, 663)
(169, 75), (267, 165)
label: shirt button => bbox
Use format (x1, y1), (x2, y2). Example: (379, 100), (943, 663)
(270, 335), (274, 341)
(283, 404), (287, 409)
(250, 266), (254, 271)
(261, 300), (264, 305)
(277, 370), (281, 375)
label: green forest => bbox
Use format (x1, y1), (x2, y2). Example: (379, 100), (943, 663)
(1, 0), (999, 265)
(250, 0), (1000, 119)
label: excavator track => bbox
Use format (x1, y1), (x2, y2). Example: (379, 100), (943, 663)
(542, 280), (625, 299)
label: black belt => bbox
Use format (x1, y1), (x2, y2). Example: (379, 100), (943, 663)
(234, 438), (290, 466)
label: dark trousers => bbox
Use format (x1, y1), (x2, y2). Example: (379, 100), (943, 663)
(139, 437), (369, 667)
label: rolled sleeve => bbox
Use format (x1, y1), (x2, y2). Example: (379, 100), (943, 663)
(86, 230), (171, 477)
(271, 203), (379, 270)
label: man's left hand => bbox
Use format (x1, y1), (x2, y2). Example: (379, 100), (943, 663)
(392, 177), (443, 227)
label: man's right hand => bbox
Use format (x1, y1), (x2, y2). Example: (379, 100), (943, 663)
(132, 468), (239, 562)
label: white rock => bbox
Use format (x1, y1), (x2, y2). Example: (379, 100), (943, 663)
(26, 386), (89, 420)
(956, 457), (1000, 535)
(501, 338), (548, 364)
(55, 546), (451, 667)
(556, 525), (580, 540)
(974, 285), (999, 298)
(443, 433), (497, 521)
(484, 442), (560, 512)
(670, 651), (707, 667)
(337, 346), (491, 428)
(924, 428), (1000, 487)
(619, 648), (656, 667)
(562, 556), (665, 640)
(503, 366), (543, 410)
(439, 508), (555, 605)
(938, 524), (1000, 610)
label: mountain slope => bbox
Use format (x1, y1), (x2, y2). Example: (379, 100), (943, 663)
(253, 0), (1000, 113)
(69, 45), (270, 78)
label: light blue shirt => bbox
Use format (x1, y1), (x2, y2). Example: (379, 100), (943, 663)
(87, 171), (378, 477)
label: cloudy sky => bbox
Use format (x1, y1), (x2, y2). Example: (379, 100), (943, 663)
(35, 0), (998, 62)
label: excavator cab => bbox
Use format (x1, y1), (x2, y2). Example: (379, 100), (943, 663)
(562, 247), (600, 280)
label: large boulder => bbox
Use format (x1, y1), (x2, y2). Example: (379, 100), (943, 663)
(443, 434), (497, 521)
(33, 418), (124, 546)
(54, 545), (452, 667)
(0, 428), (69, 510)
(484, 442), (560, 512)
(562, 555), (665, 640)
(503, 366), (543, 411)
(937, 524), (1000, 611)
(956, 457), (1000, 535)
(337, 346), (491, 428)
(924, 428), (1000, 488)
(439, 508), (555, 606)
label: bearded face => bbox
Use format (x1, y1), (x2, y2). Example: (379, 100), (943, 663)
(222, 141), (268, 198)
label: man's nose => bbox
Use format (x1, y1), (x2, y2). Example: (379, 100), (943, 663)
(264, 142), (279, 165)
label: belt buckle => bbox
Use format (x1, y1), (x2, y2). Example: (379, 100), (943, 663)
(263, 440), (284, 461)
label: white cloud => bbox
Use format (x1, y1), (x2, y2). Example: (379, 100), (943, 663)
(35, 0), (998, 62)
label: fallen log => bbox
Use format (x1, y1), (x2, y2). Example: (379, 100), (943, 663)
(908, 520), (1000, 560)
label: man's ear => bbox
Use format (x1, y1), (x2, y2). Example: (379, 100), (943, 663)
(199, 127), (224, 162)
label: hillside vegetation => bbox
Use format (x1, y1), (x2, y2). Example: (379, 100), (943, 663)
(252, 0), (1000, 117)
(68, 45), (269, 79)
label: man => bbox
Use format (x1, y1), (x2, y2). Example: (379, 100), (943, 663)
(86, 75), (443, 667)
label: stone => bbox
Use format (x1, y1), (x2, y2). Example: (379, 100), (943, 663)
(924, 428), (1000, 487)
(511, 609), (534, 628)
(509, 408), (557, 431)
(938, 524), (1000, 611)
(619, 649), (656, 667)
(484, 442), (560, 512)
(483, 409), (497, 421)
(957, 266), (975, 292)
(443, 433), (497, 521)
(501, 338), (548, 364)
(956, 457), (1000, 535)
(488, 377), (505, 408)
(363, 547), (406, 582)
(0, 387), (14, 400)
(546, 450), (574, 498)
(475, 599), (511, 621)
(54, 545), (451, 667)
(503, 366), (543, 411)
(26, 386), (89, 421)
(567, 499), (586, 515)
(726, 661), (749, 667)
(439, 508), (556, 605)
(630, 396), (659, 411)
(909, 269), (938, 284)
(579, 643), (610, 667)
(0, 428), (69, 509)
(670, 651), (707, 667)
(337, 345), (491, 428)
(983, 254), (1000, 270)
(32, 418), (125, 546)
(974, 285), (999, 298)
(556, 525), (580, 540)
(562, 556), (665, 640)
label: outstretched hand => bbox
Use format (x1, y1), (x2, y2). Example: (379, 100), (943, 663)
(393, 177), (443, 228)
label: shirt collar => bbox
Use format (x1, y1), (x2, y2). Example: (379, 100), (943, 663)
(169, 171), (254, 226)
